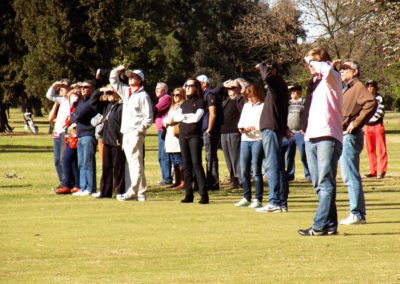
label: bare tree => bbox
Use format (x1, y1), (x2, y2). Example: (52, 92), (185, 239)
(233, 0), (306, 68)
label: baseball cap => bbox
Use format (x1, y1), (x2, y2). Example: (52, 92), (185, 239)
(125, 69), (144, 82)
(288, 83), (302, 91)
(196, 74), (210, 84)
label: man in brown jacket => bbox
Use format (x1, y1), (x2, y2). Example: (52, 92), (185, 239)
(338, 59), (376, 225)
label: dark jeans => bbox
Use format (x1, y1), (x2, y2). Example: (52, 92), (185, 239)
(100, 144), (125, 197)
(62, 142), (79, 188)
(179, 136), (208, 200)
(203, 131), (220, 188)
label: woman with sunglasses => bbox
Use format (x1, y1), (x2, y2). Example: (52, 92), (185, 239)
(95, 85), (125, 198)
(163, 87), (186, 190)
(235, 84), (265, 208)
(173, 79), (209, 204)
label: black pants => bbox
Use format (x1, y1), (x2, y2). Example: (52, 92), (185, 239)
(179, 136), (208, 199)
(100, 144), (125, 197)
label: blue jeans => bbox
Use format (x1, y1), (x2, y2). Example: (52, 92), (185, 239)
(169, 153), (183, 168)
(340, 131), (366, 218)
(158, 131), (172, 183)
(77, 136), (96, 193)
(240, 140), (264, 201)
(53, 133), (65, 184)
(306, 139), (342, 231)
(285, 132), (311, 180)
(262, 130), (287, 207)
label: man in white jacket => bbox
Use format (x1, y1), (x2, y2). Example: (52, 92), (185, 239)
(110, 66), (153, 201)
(46, 78), (73, 190)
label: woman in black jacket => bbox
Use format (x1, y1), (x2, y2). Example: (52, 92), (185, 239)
(174, 78), (209, 204)
(96, 85), (125, 198)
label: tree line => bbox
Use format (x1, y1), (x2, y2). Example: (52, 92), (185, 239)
(0, 0), (399, 126)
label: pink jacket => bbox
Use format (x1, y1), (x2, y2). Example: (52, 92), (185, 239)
(155, 94), (172, 131)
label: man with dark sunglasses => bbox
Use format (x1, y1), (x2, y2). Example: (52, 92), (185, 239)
(337, 59), (376, 225)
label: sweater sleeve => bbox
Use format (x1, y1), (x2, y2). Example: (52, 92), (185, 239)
(109, 68), (129, 101)
(46, 86), (65, 105)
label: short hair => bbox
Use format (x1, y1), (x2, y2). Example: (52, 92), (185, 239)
(306, 47), (332, 62)
(156, 82), (168, 92)
(243, 84), (264, 103)
(82, 79), (96, 87)
(343, 59), (361, 77)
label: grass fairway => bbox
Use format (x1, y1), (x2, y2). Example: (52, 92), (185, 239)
(1, 109), (400, 283)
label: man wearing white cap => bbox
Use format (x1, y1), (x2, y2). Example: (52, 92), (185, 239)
(110, 65), (153, 201)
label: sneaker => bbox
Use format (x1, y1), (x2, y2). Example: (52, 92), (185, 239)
(340, 214), (366, 225)
(55, 187), (71, 195)
(281, 206), (288, 212)
(80, 190), (90, 196)
(327, 227), (338, 235)
(234, 198), (251, 207)
(91, 192), (101, 198)
(71, 187), (80, 193)
(364, 173), (377, 178)
(298, 227), (327, 236)
(377, 173), (385, 179)
(117, 193), (136, 202)
(248, 199), (262, 208)
(72, 190), (83, 196)
(138, 195), (146, 202)
(255, 203), (282, 213)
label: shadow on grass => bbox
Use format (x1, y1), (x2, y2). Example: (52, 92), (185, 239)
(0, 145), (53, 153)
(342, 232), (400, 236)
(0, 184), (32, 188)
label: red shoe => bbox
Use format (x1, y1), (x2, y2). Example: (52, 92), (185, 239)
(173, 182), (185, 190)
(55, 187), (72, 195)
(71, 187), (81, 193)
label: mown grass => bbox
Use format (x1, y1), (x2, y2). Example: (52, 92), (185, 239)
(1, 109), (400, 283)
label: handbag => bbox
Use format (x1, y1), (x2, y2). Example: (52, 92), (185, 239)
(173, 123), (179, 137)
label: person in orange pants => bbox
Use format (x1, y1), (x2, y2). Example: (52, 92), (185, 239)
(364, 80), (387, 179)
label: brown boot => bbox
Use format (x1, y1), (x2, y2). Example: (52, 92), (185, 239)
(169, 166), (180, 188)
(173, 168), (185, 190)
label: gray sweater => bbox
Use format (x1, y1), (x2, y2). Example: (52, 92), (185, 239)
(287, 98), (304, 131)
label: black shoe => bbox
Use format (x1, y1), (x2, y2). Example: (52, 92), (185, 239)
(209, 185), (220, 191)
(198, 197), (209, 204)
(377, 173), (385, 179)
(327, 227), (338, 235)
(364, 174), (377, 178)
(181, 197), (194, 203)
(298, 227), (327, 236)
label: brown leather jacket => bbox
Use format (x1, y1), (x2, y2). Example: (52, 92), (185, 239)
(342, 78), (376, 132)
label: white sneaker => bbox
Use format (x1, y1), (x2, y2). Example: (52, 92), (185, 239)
(117, 193), (136, 202)
(72, 190), (82, 196)
(80, 191), (90, 196)
(138, 196), (146, 202)
(340, 214), (366, 225)
(248, 199), (262, 208)
(91, 192), (101, 198)
(256, 203), (282, 213)
(234, 198), (251, 207)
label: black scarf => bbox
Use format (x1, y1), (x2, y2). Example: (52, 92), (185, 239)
(302, 77), (322, 132)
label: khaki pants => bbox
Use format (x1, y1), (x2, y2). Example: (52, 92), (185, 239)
(122, 131), (146, 199)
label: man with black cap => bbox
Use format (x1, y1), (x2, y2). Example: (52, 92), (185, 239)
(110, 65), (153, 202)
(364, 80), (387, 179)
(284, 83), (311, 181)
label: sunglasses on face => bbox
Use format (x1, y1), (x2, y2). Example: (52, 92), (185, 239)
(102, 91), (114, 95)
(81, 85), (92, 89)
(173, 93), (181, 96)
(185, 84), (195, 88)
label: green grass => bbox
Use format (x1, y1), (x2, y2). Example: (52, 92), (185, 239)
(1, 109), (400, 283)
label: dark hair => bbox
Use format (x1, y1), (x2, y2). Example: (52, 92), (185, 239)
(82, 79), (96, 87)
(307, 47), (332, 62)
(243, 84), (264, 102)
(184, 78), (202, 97)
(366, 79), (378, 89)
